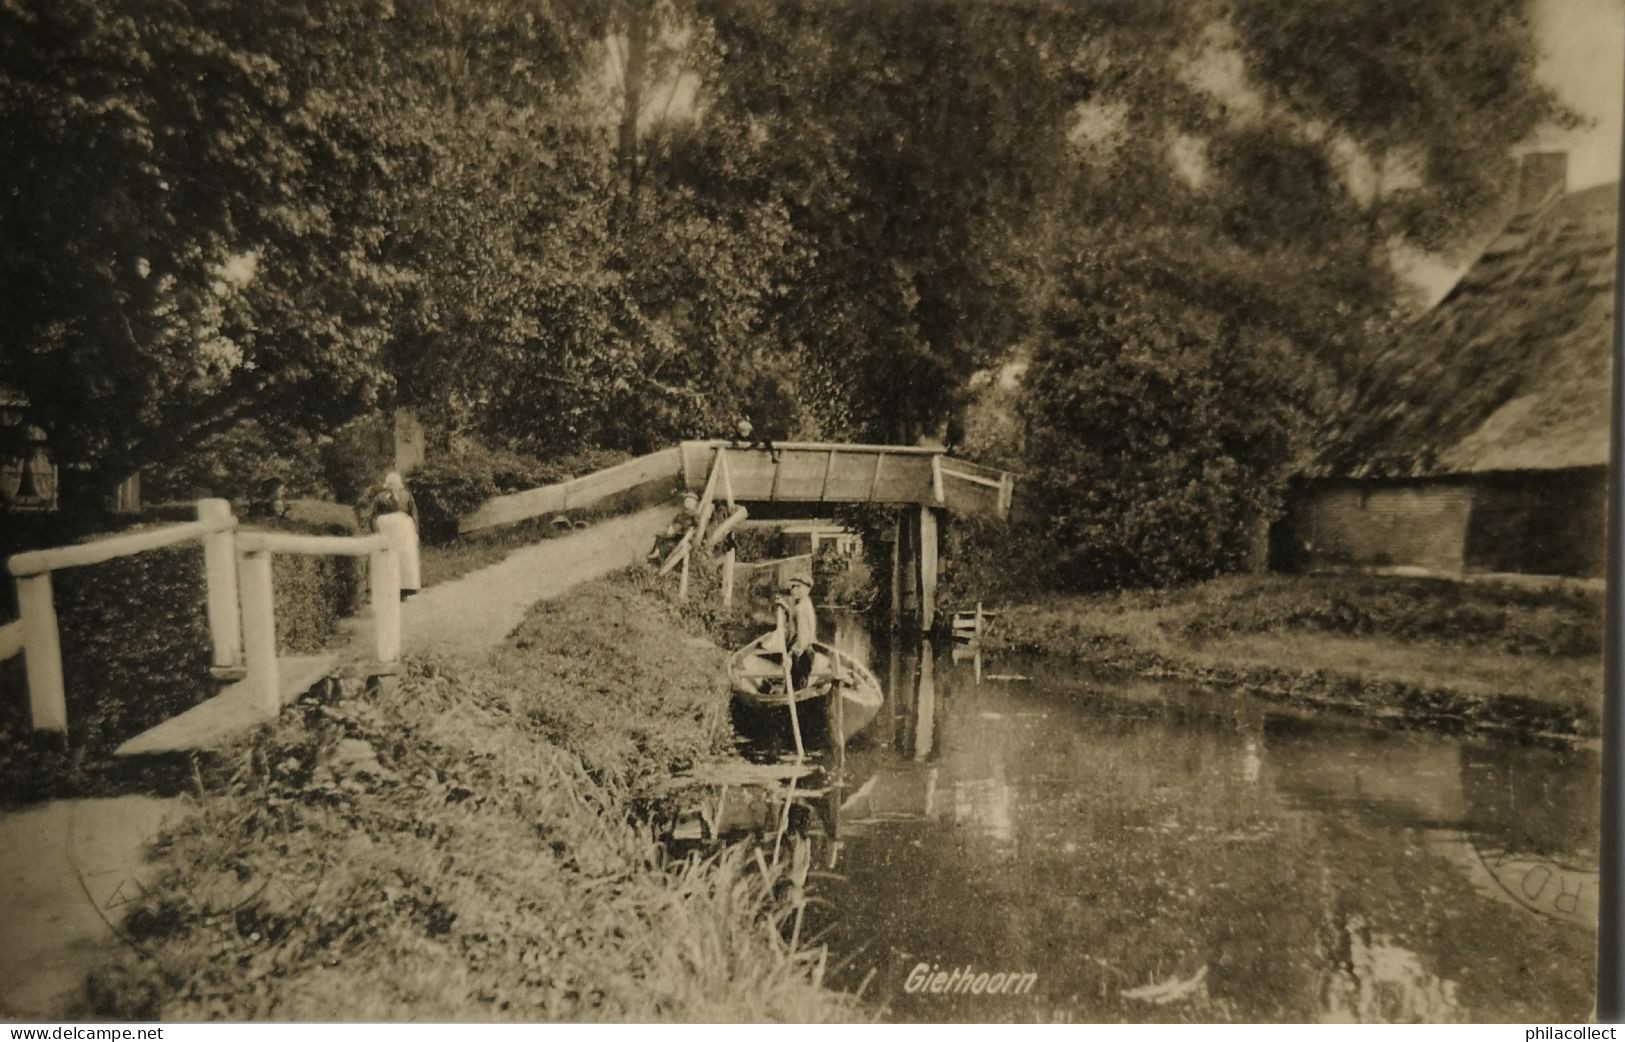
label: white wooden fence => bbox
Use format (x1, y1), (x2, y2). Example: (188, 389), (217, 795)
(2, 498), (403, 734)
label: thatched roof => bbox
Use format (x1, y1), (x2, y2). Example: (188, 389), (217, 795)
(1322, 181), (1618, 479)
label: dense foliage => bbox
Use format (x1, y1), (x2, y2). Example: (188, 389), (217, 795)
(409, 443), (631, 542)
(3, 0), (1571, 584)
(1025, 231), (1326, 588)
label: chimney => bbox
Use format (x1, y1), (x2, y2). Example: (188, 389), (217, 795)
(1516, 151), (1567, 212)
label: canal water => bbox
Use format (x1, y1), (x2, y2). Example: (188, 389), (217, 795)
(769, 612), (1601, 1023)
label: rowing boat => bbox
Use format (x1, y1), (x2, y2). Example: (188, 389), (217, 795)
(727, 632), (884, 744)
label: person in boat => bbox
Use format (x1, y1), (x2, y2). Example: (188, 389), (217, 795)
(649, 491), (701, 564)
(784, 573), (818, 692)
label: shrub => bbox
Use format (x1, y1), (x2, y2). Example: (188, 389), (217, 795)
(143, 421), (332, 503)
(936, 514), (1051, 613)
(1176, 575), (1605, 657)
(1023, 233), (1323, 591)
(812, 544), (875, 608)
(409, 459), (498, 543)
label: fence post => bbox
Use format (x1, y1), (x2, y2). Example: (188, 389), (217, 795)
(891, 513), (908, 627)
(198, 498), (241, 673)
(239, 548), (279, 714)
(721, 548), (735, 610)
(370, 542), (401, 667)
(16, 573), (66, 733)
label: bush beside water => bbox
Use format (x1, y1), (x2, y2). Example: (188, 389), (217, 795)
(986, 574), (1605, 738)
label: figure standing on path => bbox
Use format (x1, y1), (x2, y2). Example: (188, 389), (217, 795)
(368, 471), (418, 529)
(369, 471), (421, 598)
(253, 477), (289, 520)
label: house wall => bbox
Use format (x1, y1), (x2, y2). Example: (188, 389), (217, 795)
(1289, 481), (1475, 573)
(1463, 467), (1607, 577)
(1284, 466), (1608, 578)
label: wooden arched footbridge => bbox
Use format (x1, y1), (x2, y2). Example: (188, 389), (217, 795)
(462, 439), (1018, 631)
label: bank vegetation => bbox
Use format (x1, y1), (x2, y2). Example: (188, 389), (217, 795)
(81, 571), (859, 1021)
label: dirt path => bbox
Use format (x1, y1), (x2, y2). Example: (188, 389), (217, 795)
(401, 504), (673, 659)
(0, 797), (190, 1019)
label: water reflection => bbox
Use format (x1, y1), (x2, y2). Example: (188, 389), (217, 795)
(688, 611), (1600, 1022)
(1319, 913), (1464, 1023)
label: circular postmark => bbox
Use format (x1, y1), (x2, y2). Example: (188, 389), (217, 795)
(1463, 835), (1599, 928)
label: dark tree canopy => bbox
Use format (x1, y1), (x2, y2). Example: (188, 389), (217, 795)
(2, 0), (1575, 584)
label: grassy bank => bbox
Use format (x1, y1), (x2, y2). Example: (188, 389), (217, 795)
(987, 575), (1604, 741)
(81, 571), (857, 1021)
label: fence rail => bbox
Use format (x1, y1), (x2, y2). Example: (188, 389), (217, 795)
(237, 531), (388, 557)
(5, 498), (404, 737)
(8, 516), (233, 577)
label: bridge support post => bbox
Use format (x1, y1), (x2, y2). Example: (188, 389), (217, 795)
(897, 512), (918, 620)
(721, 548), (735, 609)
(889, 515), (902, 629)
(916, 506), (938, 634)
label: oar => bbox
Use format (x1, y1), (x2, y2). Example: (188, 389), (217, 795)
(782, 652), (806, 761)
(830, 647), (847, 764)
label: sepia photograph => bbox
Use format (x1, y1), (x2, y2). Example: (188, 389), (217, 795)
(0, 0), (1620, 1026)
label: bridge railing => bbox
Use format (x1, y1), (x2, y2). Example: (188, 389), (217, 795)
(681, 439), (1015, 519)
(459, 447), (684, 535)
(457, 441), (1016, 537)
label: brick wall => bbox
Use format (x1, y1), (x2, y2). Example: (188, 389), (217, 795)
(1286, 466), (1608, 577)
(1289, 481), (1474, 572)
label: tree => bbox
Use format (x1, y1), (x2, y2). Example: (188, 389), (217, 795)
(698, 0), (1092, 442)
(1026, 224), (1328, 588)
(1013, 0), (1572, 589)
(2, 1), (389, 497)
(1, 0), (606, 494)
